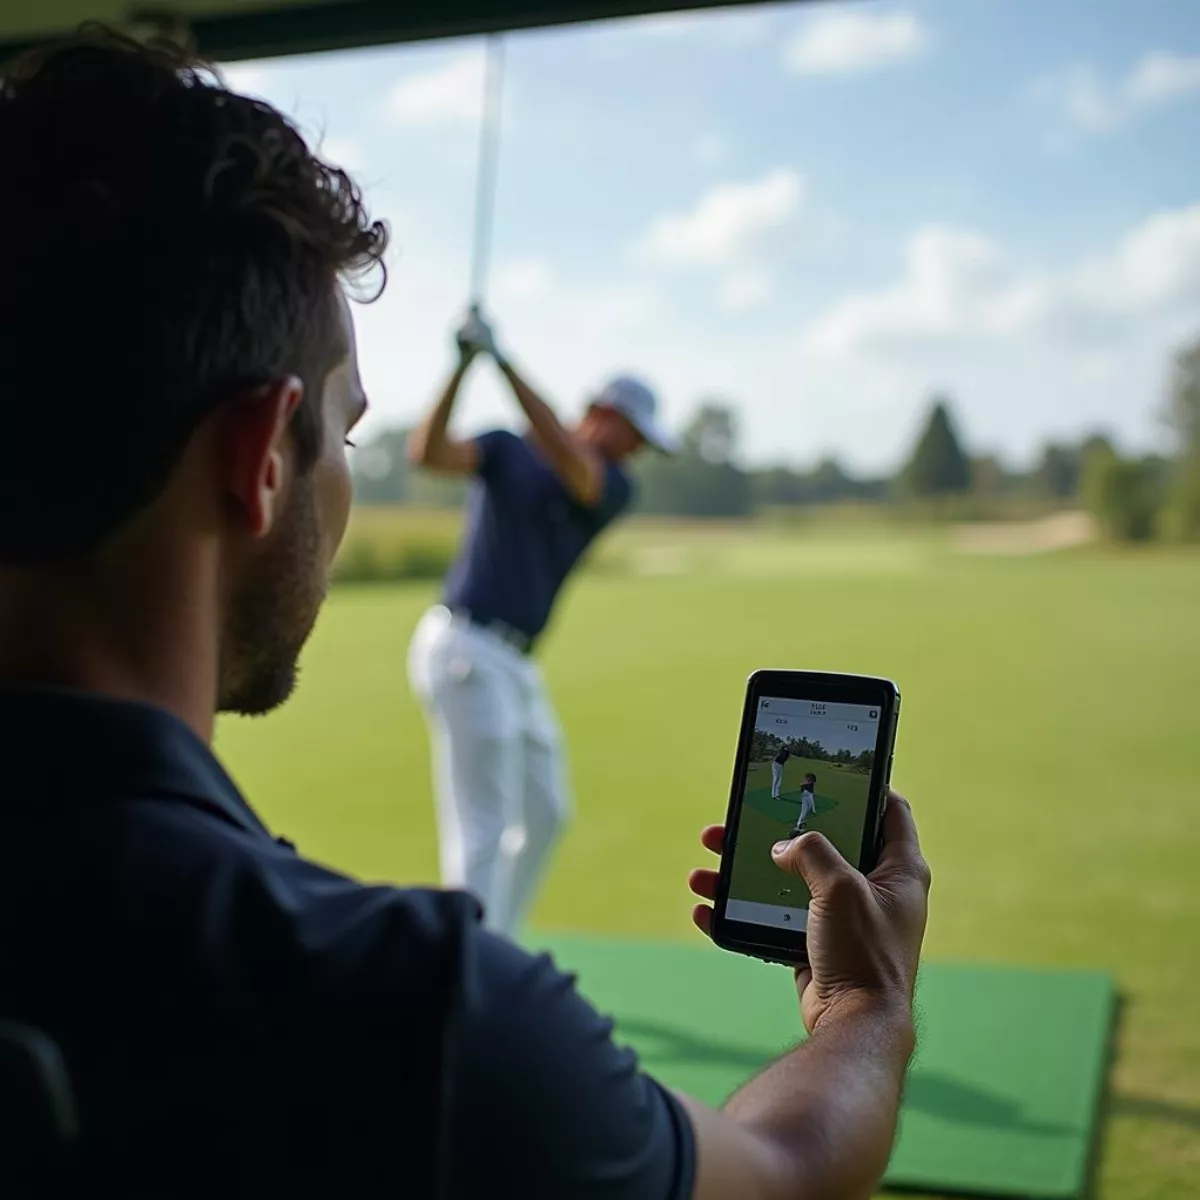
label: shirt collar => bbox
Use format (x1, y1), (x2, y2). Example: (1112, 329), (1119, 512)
(0, 685), (273, 839)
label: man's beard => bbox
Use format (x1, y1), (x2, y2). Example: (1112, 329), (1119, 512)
(218, 483), (326, 717)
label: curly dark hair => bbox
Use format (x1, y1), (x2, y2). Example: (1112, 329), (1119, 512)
(0, 25), (389, 562)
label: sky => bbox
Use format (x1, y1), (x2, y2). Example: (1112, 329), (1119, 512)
(220, 0), (1200, 473)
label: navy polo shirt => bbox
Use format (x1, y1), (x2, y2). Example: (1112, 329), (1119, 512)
(0, 688), (694, 1198)
(442, 430), (634, 643)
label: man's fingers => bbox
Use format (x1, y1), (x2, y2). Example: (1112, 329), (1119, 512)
(874, 790), (929, 883)
(772, 830), (857, 895)
(700, 825), (725, 857)
(688, 868), (719, 902)
(692, 904), (713, 938)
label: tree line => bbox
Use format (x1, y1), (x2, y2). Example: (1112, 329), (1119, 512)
(352, 332), (1200, 544)
(750, 730), (875, 776)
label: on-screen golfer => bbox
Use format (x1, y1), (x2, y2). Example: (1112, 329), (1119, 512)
(790, 772), (819, 837)
(771, 743), (791, 799)
(406, 308), (676, 937)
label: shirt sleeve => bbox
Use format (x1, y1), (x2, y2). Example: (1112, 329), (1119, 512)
(474, 429), (521, 483)
(596, 462), (634, 521)
(447, 931), (696, 1200)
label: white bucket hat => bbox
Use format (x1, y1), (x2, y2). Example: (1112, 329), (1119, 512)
(589, 376), (678, 454)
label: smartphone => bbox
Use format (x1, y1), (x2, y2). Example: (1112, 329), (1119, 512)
(711, 670), (901, 967)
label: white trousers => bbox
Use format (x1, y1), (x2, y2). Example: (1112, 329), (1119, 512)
(407, 607), (570, 938)
(771, 762), (784, 797)
(798, 791), (816, 824)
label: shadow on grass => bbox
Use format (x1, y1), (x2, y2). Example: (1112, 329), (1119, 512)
(903, 1072), (1076, 1137)
(1109, 1092), (1200, 1131)
(623, 1017), (1082, 1138)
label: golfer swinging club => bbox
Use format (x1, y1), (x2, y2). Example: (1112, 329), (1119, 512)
(407, 308), (676, 937)
(790, 773), (819, 837)
(771, 742), (791, 800)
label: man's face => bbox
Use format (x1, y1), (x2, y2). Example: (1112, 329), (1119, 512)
(579, 405), (645, 461)
(218, 291), (366, 716)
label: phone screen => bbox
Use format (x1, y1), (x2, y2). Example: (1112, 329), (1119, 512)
(725, 695), (885, 933)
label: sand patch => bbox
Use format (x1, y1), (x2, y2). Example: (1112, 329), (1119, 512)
(955, 511), (1097, 556)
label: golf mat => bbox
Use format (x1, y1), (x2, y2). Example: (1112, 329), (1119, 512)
(532, 933), (1115, 1199)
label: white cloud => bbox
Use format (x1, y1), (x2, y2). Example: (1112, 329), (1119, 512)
(633, 169), (804, 311)
(803, 204), (1200, 360)
(1126, 52), (1200, 106)
(785, 10), (929, 76)
(1071, 204), (1200, 317)
(1031, 51), (1200, 143)
(494, 258), (555, 302)
(387, 52), (486, 127)
(635, 169), (804, 268)
(804, 227), (1046, 356)
(622, 9), (767, 43)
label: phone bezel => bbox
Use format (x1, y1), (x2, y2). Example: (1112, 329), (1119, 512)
(711, 669), (900, 966)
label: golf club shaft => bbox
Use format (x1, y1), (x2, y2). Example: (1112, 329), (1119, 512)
(469, 35), (506, 308)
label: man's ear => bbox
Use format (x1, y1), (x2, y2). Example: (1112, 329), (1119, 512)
(219, 377), (305, 538)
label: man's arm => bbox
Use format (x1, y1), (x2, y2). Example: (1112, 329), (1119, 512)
(495, 358), (605, 508)
(406, 360), (481, 475)
(679, 999), (914, 1200)
(682, 794), (930, 1200)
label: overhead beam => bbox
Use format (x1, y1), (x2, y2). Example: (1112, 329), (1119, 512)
(0, 0), (801, 66)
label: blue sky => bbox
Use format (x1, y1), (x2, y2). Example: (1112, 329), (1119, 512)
(222, 0), (1200, 472)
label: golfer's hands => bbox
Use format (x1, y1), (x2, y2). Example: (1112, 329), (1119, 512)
(454, 305), (500, 366)
(689, 790), (930, 1036)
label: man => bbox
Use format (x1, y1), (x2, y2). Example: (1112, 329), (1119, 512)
(771, 743), (792, 800)
(0, 28), (931, 1200)
(791, 773), (819, 836)
(407, 311), (676, 937)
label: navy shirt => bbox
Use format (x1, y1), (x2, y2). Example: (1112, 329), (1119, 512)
(0, 688), (694, 1199)
(443, 430), (634, 642)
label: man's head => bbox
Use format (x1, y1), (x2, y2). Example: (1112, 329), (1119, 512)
(577, 376), (677, 462)
(804, 773), (817, 790)
(0, 27), (387, 715)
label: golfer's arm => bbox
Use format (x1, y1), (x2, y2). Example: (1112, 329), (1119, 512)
(680, 996), (915, 1200)
(407, 363), (480, 474)
(497, 361), (602, 506)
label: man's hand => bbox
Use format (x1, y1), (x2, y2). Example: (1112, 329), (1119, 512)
(454, 306), (502, 366)
(689, 790), (930, 1035)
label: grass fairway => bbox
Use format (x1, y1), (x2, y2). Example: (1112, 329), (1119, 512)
(732, 756), (870, 908)
(216, 526), (1200, 1199)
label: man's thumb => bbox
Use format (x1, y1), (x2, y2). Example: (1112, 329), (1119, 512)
(772, 832), (848, 893)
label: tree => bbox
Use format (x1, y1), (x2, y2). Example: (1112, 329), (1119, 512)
(1080, 442), (1162, 543)
(903, 396), (972, 498)
(1034, 442), (1079, 501)
(970, 454), (1009, 499)
(684, 404), (738, 464)
(1165, 334), (1200, 455)
(1159, 455), (1200, 543)
(351, 427), (411, 505)
(635, 401), (752, 517)
(1160, 335), (1200, 542)
(351, 426), (466, 508)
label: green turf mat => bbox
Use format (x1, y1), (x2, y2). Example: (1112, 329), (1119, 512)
(532, 933), (1115, 1199)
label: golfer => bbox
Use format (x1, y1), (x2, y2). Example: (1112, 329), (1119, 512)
(791, 773), (819, 836)
(407, 308), (676, 937)
(771, 743), (791, 799)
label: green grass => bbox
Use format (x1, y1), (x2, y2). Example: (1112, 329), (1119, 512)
(216, 526), (1200, 1199)
(732, 757), (871, 908)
